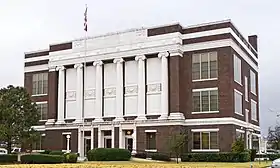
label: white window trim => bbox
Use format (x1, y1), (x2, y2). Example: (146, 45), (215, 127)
(234, 89), (243, 116)
(234, 54), (242, 86)
(191, 128), (219, 132)
(145, 130), (157, 133)
(192, 111), (219, 114)
(251, 99), (258, 121)
(191, 149), (220, 152)
(32, 73), (48, 96)
(192, 87), (218, 114)
(36, 101), (48, 121)
(32, 93), (48, 97)
(193, 87), (218, 92)
(192, 52), (218, 81)
(62, 132), (72, 135)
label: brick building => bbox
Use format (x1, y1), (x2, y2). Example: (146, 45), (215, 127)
(24, 19), (260, 156)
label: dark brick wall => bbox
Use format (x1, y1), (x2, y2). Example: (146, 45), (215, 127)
(93, 128), (98, 148)
(44, 129), (78, 152)
(114, 127), (119, 148)
(169, 56), (181, 113)
(48, 71), (58, 120)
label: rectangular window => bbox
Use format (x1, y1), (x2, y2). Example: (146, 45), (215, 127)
(192, 52), (218, 81)
(32, 135), (45, 150)
(234, 55), (242, 85)
(32, 73), (48, 95)
(192, 88), (218, 113)
(192, 131), (218, 150)
(36, 102), (48, 121)
(251, 100), (257, 121)
(234, 90), (243, 115)
(244, 76), (248, 101)
(236, 130), (245, 140)
(250, 70), (256, 94)
(146, 132), (156, 150)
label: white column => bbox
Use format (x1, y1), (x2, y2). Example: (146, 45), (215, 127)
(78, 128), (81, 155)
(135, 55), (147, 120)
(90, 126), (94, 150)
(93, 61), (104, 122)
(98, 125), (102, 148)
(249, 133), (252, 149)
(246, 131), (249, 149)
(56, 66), (66, 124)
(112, 126), (115, 148)
(66, 135), (71, 153)
(119, 126), (124, 148)
(258, 136), (261, 153)
(74, 63), (84, 123)
(132, 126), (137, 154)
(158, 51), (169, 120)
(113, 58), (125, 122)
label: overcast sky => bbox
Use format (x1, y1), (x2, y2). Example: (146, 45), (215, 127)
(0, 0), (278, 136)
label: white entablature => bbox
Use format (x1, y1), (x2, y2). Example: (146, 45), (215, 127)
(48, 30), (183, 68)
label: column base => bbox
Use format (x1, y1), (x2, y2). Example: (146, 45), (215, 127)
(93, 118), (104, 123)
(77, 156), (87, 162)
(135, 115), (147, 121)
(55, 120), (65, 125)
(113, 117), (125, 122)
(45, 119), (55, 125)
(168, 112), (185, 120)
(158, 114), (168, 120)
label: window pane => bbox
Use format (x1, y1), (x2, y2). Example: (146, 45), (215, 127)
(210, 61), (218, 78)
(210, 132), (218, 149)
(32, 81), (37, 95)
(201, 62), (208, 79)
(250, 70), (256, 94)
(38, 81), (43, 94)
(33, 74), (38, 82)
(201, 53), (208, 62)
(234, 91), (242, 114)
(192, 54), (200, 63)
(234, 55), (241, 83)
(42, 104), (48, 120)
(192, 63), (200, 80)
(209, 52), (217, 61)
(202, 132), (209, 149)
(146, 133), (156, 149)
(201, 91), (209, 111)
(193, 132), (200, 149)
(251, 101), (257, 120)
(192, 92), (201, 112)
(210, 90), (218, 111)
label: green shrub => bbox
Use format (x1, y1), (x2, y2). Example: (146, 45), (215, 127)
(21, 154), (64, 164)
(151, 153), (171, 161)
(231, 138), (245, 153)
(134, 152), (147, 159)
(250, 149), (257, 161)
(267, 154), (280, 161)
(64, 153), (78, 163)
(49, 151), (65, 155)
(0, 154), (18, 163)
(87, 148), (131, 161)
(181, 152), (250, 162)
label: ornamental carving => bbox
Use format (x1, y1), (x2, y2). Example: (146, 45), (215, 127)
(147, 83), (161, 93)
(84, 89), (96, 99)
(104, 87), (116, 97)
(66, 91), (76, 101)
(125, 85), (138, 95)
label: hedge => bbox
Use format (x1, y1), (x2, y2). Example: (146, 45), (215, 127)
(0, 154), (18, 163)
(181, 152), (250, 162)
(49, 151), (65, 155)
(134, 152), (147, 159)
(266, 154), (280, 161)
(21, 154), (64, 164)
(64, 153), (78, 163)
(151, 153), (171, 161)
(87, 148), (131, 161)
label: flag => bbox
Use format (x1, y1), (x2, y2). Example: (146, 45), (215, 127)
(84, 5), (88, 32)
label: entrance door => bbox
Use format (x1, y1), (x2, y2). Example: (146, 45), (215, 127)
(84, 138), (91, 156)
(125, 138), (133, 152)
(104, 138), (112, 148)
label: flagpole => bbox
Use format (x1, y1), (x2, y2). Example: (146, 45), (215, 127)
(82, 4), (87, 159)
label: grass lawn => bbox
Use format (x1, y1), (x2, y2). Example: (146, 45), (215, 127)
(0, 161), (272, 168)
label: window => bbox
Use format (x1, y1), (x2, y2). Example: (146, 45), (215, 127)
(192, 52), (218, 80)
(192, 131), (218, 150)
(32, 135), (45, 150)
(251, 100), (257, 121)
(236, 130), (245, 140)
(250, 70), (256, 94)
(234, 90), (243, 115)
(36, 103), (48, 120)
(32, 73), (48, 95)
(234, 55), (242, 84)
(146, 132), (156, 150)
(244, 76), (249, 101)
(192, 89), (218, 113)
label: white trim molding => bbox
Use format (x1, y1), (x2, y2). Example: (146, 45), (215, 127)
(145, 130), (157, 133)
(236, 129), (245, 133)
(192, 87), (218, 92)
(145, 149), (157, 152)
(191, 128), (219, 132)
(62, 132), (72, 135)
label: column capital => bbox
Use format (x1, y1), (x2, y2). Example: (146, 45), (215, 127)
(74, 63), (84, 69)
(93, 60), (103, 66)
(158, 51), (170, 58)
(135, 55), (146, 61)
(113, 58), (124, 64)
(56, 65), (65, 71)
